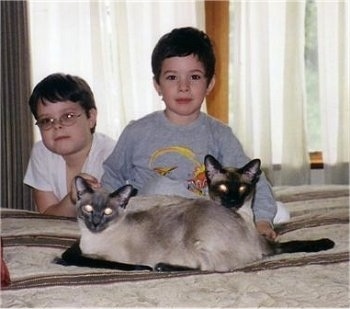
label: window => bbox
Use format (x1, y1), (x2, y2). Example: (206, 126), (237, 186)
(305, 0), (323, 167)
(305, 0), (320, 152)
(211, 1), (332, 169)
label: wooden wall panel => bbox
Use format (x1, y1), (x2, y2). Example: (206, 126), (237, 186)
(205, 1), (229, 123)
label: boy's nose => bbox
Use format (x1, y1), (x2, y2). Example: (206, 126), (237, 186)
(178, 79), (190, 92)
(53, 119), (63, 129)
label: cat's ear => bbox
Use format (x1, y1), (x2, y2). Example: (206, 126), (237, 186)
(75, 176), (94, 200)
(241, 159), (261, 183)
(110, 185), (135, 209)
(204, 154), (223, 182)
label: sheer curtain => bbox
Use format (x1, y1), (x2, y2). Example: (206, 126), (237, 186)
(317, 1), (349, 184)
(229, 1), (310, 185)
(28, 1), (204, 141)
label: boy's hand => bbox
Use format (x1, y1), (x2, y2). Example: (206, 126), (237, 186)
(255, 220), (277, 241)
(79, 173), (101, 189)
(70, 173), (101, 203)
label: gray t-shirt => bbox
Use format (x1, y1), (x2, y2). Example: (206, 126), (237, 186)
(102, 111), (277, 223)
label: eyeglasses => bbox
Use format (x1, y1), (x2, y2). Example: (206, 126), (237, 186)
(35, 112), (82, 131)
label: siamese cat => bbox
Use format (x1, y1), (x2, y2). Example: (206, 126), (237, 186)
(56, 155), (334, 272)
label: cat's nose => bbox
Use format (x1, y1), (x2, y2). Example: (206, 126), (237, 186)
(92, 216), (101, 226)
(223, 199), (240, 209)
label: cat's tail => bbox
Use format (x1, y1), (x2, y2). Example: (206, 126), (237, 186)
(273, 238), (335, 254)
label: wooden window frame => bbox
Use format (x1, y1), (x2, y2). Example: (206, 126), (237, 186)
(204, 1), (322, 169)
(205, 1), (229, 124)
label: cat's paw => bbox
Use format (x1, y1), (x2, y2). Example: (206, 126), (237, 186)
(134, 264), (153, 271)
(154, 263), (168, 272)
(52, 256), (69, 266)
(154, 262), (198, 272)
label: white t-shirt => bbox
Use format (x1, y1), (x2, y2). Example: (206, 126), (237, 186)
(24, 132), (115, 200)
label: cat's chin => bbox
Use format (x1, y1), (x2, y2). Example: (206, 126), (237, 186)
(86, 225), (109, 233)
(210, 198), (243, 210)
(78, 220), (107, 234)
(220, 200), (243, 209)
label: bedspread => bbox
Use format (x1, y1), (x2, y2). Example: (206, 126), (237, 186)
(1, 185), (349, 307)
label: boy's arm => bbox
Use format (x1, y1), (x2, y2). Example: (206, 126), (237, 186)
(252, 174), (278, 240)
(24, 142), (75, 216)
(33, 189), (76, 217)
(253, 174), (277, 223)
(255, 221), (277, 240)
(101, 127), (133, 191)
(101, 149), (125, 192)
(33, 173), (100, 217)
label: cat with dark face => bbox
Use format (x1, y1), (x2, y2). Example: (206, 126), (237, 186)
(56, 155), (334, 272)
(205, 156), (261, 209)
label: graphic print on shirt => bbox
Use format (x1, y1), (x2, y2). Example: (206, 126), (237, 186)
(148, 146), (207, 196)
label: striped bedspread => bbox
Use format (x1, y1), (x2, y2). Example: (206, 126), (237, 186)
(1, 185), (349, 307)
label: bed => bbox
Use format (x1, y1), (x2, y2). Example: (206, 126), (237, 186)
(1, 185), (349, 307)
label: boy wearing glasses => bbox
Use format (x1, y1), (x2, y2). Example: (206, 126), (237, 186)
(24, 73), (115, 217)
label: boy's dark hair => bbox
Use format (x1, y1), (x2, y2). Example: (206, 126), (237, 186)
(151, 27), (216, 85)
(29, 73), (97, 132)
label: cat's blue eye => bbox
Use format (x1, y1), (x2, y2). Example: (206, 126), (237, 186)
(83, 204), (93, 213)
(104, 208), (113, 215)
(239, 185), (247, 195)
(218, 184), (228, 193)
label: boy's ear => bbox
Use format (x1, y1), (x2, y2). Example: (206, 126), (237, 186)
(206, 75), (216, 95)
(88, 108), (97, 128)
(153, 78), (162, 96)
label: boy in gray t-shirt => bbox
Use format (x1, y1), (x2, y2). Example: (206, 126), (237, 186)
(102, 27), (288, 240)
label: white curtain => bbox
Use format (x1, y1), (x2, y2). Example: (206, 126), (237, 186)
(317, 0), (349, 184)
(229, 1), (310, 185)
(28, 0), (204, 141)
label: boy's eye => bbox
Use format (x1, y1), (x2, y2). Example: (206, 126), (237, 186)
(35, 112), (81, 130)
(190, 74), (202, 80)
(165, 75), (177, 80)
(38, 118), (52, 125)
(63, 112), (74, 120)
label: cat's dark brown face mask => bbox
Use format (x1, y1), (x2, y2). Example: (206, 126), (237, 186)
(75, 176), (135, 233)
(204, 155), (261, 209)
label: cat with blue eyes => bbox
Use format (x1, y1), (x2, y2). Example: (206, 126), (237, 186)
(56, 155), (334, 272)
